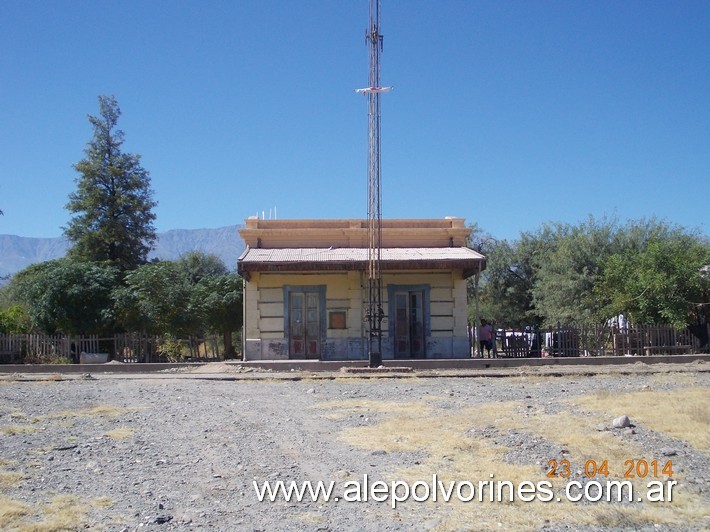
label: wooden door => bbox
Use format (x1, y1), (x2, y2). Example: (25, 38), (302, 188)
(394, 290), (425, 358)
(289, 291), (321, 358)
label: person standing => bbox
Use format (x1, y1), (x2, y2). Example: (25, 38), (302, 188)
(479, 319), (494, 358)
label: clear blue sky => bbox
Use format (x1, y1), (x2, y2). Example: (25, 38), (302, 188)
(1, 0), (708, 241)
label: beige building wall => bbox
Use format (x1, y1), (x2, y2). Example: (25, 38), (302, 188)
(239, 217), (482, 360)
(240, 217), (471, 248)
(243, 269), (469, 360)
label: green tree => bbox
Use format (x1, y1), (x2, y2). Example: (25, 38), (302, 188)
(468, 216), (709, 329)
(0, 305), (32, 334)
(599, 225), (710, 327)
(11, 259), (119, 335)
(64, 95), (157, 271)
(116, 254), (242, 357)
(116, 254), (234, 337)
(474, 227), (555, 328)
(177, 251), (228, 284)
(466, 223), (494, 329)
(191, 273), (243, 358)
(116, 261), (195, 336)
(532, 217), (619, 326)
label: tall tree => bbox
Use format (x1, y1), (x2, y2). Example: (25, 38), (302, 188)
(598, 223), (710, 327)
(116, 261), (195, 336)
(177, 251), (228, 284)
(532, 217), (619, 326)
(191, 273), (243, 358)
(64, 95), (157, 271)
(116, 253), (235, 339)
(11, 259), (119, 335)
(473, 227), (557, 328)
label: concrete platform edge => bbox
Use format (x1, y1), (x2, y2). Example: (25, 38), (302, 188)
(0, 354), (708, 374)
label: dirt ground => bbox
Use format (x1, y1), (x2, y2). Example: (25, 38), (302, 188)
(0, 361), (708, 531)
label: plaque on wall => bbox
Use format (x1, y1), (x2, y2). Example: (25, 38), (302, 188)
(329, 311), (346, 329)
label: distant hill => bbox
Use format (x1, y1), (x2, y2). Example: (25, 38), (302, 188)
(0, 235), (71, 278)
(149, 226), (244, 265)
(0, 225), (245, 279)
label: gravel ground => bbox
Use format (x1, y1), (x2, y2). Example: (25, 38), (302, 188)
(0, 364), (708, 531)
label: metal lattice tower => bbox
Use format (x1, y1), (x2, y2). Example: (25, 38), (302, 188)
(364, 0), (386, 367)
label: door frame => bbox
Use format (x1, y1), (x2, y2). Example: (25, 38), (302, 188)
(283, 285), (327, 359)
(387, 284), (431, 358)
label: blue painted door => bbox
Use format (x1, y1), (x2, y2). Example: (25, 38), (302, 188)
(394, 290), (425, 358)
(289, 292), (320, 358)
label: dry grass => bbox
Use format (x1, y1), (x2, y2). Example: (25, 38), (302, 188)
(318, 377), (710, 529)
(296, 511), (325, 524)
(648, 372), (700, 387)
(0, 491), (115, 531)
(39, 405), (137, 421)
(8, 412), (31, 422)
(592, 505), (658, 529)
(51, 421), (74, 429)
(572, 386), (710, 450)
(103, 427), (135, 440)
(32, 495), (88, 531)
(0, 425), (39, 436)
(323, 399), (579, 528)
(3, 411), (43, 424)
(0, 470), (23, 490)
(0, 497), (31, 529)
(0, 404), (134, 427)
(0, 494), (89, 532)
(63, 405), (132, 418)
(91, 497), (113, 508)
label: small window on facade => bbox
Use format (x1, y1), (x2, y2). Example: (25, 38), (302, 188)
(329, 311), (347, 330)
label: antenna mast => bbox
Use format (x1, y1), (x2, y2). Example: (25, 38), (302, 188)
(365, 0), (385, 367)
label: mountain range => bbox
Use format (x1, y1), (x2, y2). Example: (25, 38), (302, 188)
(0, 225), (245, 279)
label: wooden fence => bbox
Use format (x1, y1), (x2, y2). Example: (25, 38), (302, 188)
(493, 323), (709, 358)
(2, 324), (706, 363)
(0, 333), (229, 364)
